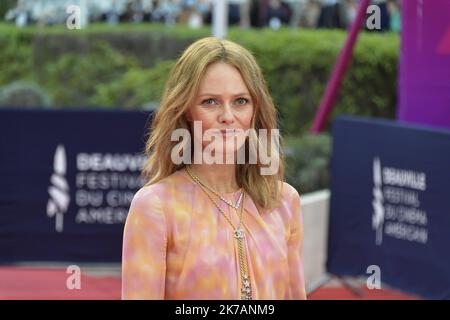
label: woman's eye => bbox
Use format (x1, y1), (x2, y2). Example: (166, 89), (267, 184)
(202, 98), (217, 106)
(235, 98), (249, 105)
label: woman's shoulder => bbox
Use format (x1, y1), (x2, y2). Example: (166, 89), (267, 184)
(279, 180), (301, 205)
(258, 181), (301, 226)
(131, 169), (191, 206)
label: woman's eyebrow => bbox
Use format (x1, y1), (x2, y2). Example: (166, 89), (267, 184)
(198, 93), (250, 97)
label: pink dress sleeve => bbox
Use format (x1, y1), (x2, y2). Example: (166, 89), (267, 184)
(287, 189), (307, 299)
(121, 188), (167, 299)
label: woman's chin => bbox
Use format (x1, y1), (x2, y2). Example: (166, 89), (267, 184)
(221, 145), (245, 156)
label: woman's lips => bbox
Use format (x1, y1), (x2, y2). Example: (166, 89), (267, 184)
(221, 130), (236, 136)
(211, 129), (238, 136)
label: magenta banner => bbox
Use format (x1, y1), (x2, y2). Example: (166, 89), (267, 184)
(398, 0), (450, 130)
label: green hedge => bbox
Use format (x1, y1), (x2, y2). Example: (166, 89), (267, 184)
(232, 29), (399, 135)
(0, 23), (399, 134)
(284, 134), (331, 194)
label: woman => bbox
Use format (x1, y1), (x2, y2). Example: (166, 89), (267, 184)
(122, 37), (306, 300)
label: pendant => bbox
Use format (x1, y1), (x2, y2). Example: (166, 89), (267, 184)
(234, 227), (244, 239)
(241, 273), (252, 300)
(234, 229), (252, 300)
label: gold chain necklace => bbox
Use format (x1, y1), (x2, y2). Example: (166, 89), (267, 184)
(185, 167), (244, 209)
(184, 166), (253, 300)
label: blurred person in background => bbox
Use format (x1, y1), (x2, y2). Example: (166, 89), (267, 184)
(178, 0), (211, 28)
(252, 0), (291, 28)
(228, 0), (243, 25)
(317, 0), (342, 28)
(342, 0), (357, 28)
(387, 0), (400, 33)
(299, 0), (321, 28)
(266, 0), (292, 29)
(286, 0), (306, 28)
(152, 0), (181, 25)
(14, 0), (28, 27)
(131, 0), (145, 23)
(107, 0), (121, 25)
(237, 0), (251, 28)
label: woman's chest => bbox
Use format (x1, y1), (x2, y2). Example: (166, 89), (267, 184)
(165, 205), (290, 271)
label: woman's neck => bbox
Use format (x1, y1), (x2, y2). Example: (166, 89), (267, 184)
(186, 164), (240, 194)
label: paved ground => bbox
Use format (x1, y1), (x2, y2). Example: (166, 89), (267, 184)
(0, 265), (420, 300)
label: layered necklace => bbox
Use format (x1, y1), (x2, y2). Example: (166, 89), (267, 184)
(185, 166), (253, 300)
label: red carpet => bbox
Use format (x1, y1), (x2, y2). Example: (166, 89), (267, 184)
(307, 285), (420, 300)
(0, 267), (420, 300)
(0, 267), (121, 300)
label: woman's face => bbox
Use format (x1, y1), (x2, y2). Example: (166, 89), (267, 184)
(186, 62), (255, 161)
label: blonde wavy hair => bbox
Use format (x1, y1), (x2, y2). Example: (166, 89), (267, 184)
(142, 37), (285, 213)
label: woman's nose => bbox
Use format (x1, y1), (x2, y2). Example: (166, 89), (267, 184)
(219, 103), (234, 124)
